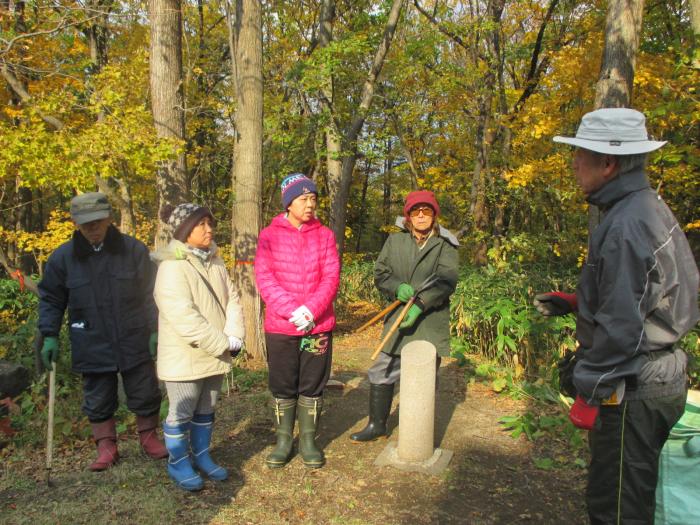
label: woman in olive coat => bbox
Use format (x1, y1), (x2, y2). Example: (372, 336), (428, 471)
(350, 190), (458, 442)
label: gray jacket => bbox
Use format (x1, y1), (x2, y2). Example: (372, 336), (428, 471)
(574, 168), (699, 402)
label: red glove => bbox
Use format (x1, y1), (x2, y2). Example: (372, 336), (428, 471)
(533, 292), (578, 316)
(569, 395), (601, 430)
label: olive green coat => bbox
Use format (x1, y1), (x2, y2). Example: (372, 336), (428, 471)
(375, 224), (458, 357)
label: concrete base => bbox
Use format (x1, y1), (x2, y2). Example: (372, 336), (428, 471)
(374, 441), (453, 475)
(324, 379), (345, 390)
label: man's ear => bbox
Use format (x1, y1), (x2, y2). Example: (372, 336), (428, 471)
(602, 155), (619, 180)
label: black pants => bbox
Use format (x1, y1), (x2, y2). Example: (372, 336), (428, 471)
(82, 360), (162, 422)
(586, 392), (686, 525)
(266, 332), (332, 399)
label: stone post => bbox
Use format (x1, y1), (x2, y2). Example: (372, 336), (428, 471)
(397, 340), (436, 462)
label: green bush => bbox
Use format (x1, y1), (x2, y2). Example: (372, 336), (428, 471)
(0, 278), (39, 365)
(450, 263), (578, 380)
(337, 258), (382, 305)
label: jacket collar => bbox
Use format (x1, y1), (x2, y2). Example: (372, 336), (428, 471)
(586, 168), (650, 211)
(73, 224), (123, 260)
(394, 216), (459, 247)
(151, 239), (219, 264)
(271, 213), (322, 232)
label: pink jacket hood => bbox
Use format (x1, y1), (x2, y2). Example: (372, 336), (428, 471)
(255, 214), (340, 335)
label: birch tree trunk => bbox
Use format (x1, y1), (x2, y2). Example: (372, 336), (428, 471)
(229, 0), (265, 360)
(149, 0), (189, 246)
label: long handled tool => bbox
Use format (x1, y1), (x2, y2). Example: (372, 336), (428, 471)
(46, 363), (56, 487)
(370, 298), (415, 360)
(370, 275), (441, 360)
(354, 300), (401, 333)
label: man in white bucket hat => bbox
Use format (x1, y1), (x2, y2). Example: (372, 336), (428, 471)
(534, 108), (699, 524)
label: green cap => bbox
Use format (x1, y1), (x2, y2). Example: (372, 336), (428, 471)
(70, 192), (112, 225)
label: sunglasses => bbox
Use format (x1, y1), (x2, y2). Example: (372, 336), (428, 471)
(409, 206), (435, 218)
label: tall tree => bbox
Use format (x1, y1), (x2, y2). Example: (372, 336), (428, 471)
(589, 0), (645, 231)
(319, 0), (405, 258)
(228, 0), (265, 360)
(594, 0), (646, 108)
(149, 0), (189, 245)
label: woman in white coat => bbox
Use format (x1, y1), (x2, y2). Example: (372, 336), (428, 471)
(152, 203), (245, 491)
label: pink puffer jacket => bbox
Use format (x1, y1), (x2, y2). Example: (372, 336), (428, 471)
(255, 214), (340, 335)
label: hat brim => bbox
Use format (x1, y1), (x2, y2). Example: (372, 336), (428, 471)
(553, 136), (667, 155)
(72, 210), (110, 225)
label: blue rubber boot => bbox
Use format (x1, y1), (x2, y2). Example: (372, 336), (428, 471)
(191, 413), (228, 481)
(163, 421), (204, 491)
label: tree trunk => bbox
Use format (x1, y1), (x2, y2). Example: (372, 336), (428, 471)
(690, 0), (700, 68)
(149, 0), (189, 246)
(590, 0), (645, 230)
(229, 0), (265, 360)
(327, 0), (404, 260)
(319, 0), (343, 230)
(594, 0), (645, 108)
(86, 1), (136, 233)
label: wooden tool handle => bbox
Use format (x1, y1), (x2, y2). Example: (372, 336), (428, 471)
(370, 298), (414, 360)
(46, 366), (56, 471)
(355, 300), (401, 333)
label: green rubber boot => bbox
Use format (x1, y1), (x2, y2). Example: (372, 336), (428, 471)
(297, 395), (324, 468)
(266, 398), (296, 469)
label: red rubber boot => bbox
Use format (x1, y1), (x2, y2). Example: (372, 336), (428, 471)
(136, 414), (168, 459)
(89, 419), (119, 471)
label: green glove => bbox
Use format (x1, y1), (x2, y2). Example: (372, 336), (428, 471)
(399, 304), (423, 330)
(396, 283), (415, 303)
(149, 332), (158, 358)
(41, 336), (60, 370)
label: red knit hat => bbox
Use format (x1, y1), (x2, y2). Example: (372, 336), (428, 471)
(403, 190), (440, 218)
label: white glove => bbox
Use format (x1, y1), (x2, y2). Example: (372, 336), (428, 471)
(289, 305), (313, 328)
(228, 336), (243, 352)
(296, 321), (315, 333)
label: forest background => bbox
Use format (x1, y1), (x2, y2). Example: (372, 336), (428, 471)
(0, 0), (698, 452)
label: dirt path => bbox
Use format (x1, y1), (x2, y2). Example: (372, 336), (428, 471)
(0, 323), (587, 525)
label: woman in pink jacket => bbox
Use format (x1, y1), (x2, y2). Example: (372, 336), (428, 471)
(255, 173), (340, 469)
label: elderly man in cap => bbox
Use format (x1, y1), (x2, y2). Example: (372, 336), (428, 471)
(38, 192), (167, 471)
(534, 108), (699, 524)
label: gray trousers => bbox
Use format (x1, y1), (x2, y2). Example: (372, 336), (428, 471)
(368, 352), (441, 386)
(164, 374), (224, 425)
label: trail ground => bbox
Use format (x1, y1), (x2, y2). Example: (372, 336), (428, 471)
(1, 305), (587, 524)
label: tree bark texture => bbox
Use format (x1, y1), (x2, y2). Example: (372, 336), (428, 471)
(319, 0), (343, 226)
(590, 0), (645, 231)
(594, 0), (645, 108)
(690, 0), (700, 68)
(149, 0), (189, 246)
(230, 0), (265, 360)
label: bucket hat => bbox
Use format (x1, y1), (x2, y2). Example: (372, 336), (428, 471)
(553, 108), (666, 155)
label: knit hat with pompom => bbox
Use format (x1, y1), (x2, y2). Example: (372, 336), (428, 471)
(160, 203), (215, 242)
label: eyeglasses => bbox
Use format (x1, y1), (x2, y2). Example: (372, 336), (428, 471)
(409, 206), (434, 218)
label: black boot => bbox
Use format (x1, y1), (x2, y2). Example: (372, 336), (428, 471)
(266, 398), (296, 469)
(350, 383), (394, 442)
(297, 395), (324, 468)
